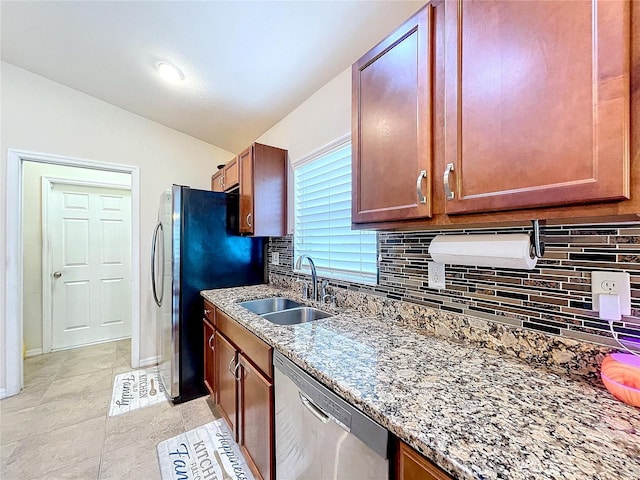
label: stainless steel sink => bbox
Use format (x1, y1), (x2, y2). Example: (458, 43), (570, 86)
(261, 307), (332, 326)
(238, 297), (305, 315)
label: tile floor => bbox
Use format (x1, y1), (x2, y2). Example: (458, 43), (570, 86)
(0, 339), (219, 480)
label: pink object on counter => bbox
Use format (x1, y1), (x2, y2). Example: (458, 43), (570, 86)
(601, 353), (640, 408)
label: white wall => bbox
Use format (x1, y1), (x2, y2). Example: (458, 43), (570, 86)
(257, 68), (351, 233)
(1, 62), (234, 391)
(22, 162), (131, 355)
(257, 68), (351, 163)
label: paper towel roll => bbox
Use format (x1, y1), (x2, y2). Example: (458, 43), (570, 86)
(428, 233), (537, 270)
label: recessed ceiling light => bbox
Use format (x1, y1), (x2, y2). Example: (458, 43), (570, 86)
(155, 61), (184, 83)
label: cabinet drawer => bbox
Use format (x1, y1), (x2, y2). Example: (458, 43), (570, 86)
(216, 308), (273, 379)
(204, 300), (216, 324)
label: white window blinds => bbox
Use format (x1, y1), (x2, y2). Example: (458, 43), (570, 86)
(294, 142), (377, 284)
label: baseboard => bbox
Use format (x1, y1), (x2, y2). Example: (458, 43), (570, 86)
(25, 348), (43, 358)
(0, 388), (7, 399)
(139, 355), (160, 368)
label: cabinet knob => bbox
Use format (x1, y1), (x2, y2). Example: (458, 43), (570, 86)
(53, 271), (63, 278)
(246, 212), (252, 228)
(444, 163), (455, 201)
(416, 170), (427, 204)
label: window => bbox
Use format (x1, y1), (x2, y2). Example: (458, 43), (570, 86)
(293, 138), (377, 284)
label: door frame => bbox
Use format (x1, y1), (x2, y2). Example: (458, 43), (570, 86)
(41, 176), (133, 354)
(4, 149), (140, 398)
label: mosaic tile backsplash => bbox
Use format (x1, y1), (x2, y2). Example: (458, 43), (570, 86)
(268, 223), (640, 350)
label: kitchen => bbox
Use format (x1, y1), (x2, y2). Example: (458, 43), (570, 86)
(1, 1), (640, 480)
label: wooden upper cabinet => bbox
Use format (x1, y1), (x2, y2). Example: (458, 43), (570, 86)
(239, 147), (254, 234)
(212, 158), (240, 192)
(443, 0), (631, 214)
(352, 4), (434, 224)
(211, 170), (224, 192)
(239, 143), (287, 236)
(224, 157), (239, 190)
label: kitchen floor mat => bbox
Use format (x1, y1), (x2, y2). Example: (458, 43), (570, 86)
(108, 366), (169, 416)
(157, 419), (256, 480)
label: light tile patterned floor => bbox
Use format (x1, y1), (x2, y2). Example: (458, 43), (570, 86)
(0, 339), (219, 480)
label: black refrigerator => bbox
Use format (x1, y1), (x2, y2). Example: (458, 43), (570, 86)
(151, 185), (265, 403)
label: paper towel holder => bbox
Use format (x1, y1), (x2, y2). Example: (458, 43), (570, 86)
(530, 220), (546, 259)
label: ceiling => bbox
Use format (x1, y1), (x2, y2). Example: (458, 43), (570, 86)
(1, 1), (424, 153)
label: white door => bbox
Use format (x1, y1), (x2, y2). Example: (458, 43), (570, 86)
(48, 182), (132, 350)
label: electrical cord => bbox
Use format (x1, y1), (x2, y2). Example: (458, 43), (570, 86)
(608, 319), (640, 358)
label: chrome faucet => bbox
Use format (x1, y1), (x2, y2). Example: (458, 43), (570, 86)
(295, 255), (318, 301)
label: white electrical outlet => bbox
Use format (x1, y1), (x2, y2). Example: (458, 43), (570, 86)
(271, 252), (280, 265)
(591, 271), (631, 318)
(428, 262), (446, 289)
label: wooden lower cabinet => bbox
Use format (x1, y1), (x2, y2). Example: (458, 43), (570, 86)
(216, 331), (239, 439)
(239, 354), (274, 480)
(396, 441), (453, 480)
(206, 305), (274, 480)
(203, 319), (216, 396)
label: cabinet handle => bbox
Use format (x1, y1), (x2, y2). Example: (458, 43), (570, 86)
(444, 163), (455, 201)
(234, 361), (242, 381)
(204, 309), (211, 315)
(246, 212), (252, 228)
(228, 355), (236, 375)
(208, 334), (214, 351)
(416, 170), (427, 204)
(220, 176), (224, 189)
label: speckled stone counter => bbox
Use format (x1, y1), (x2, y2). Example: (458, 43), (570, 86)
(201, 285), (640, 480)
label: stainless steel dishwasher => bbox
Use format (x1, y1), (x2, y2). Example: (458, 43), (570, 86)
(274, 351), (389, 480)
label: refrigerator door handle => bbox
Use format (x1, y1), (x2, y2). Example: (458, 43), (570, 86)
(151, 221), (164, 307)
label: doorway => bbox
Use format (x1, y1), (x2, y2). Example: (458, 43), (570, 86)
(4, 149), (140, 398)
(42, 178), (132, 352)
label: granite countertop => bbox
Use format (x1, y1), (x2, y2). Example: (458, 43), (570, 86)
(201, 284), (640, 480)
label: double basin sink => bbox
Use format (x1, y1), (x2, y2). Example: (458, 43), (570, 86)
(238, 297), (332, 326)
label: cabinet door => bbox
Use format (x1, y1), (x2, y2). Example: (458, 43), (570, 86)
(239, 146), (254, 234)
(396, 441), (452, 480)
(443, 0), (630, 214)
(224, 157), (240, 191)
(352, 5), (433, 224)
(239, 354), (273, 480)
(203, 320), (216, 397)
(211, 171), (224, 192)
(215, 331), (239, 440)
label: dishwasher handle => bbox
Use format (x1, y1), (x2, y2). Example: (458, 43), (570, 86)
(299, 392), (330, 424)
